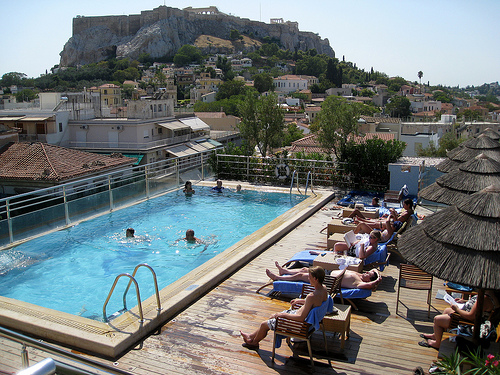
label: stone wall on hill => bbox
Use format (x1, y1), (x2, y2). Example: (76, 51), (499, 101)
(60, 6), (335, 67)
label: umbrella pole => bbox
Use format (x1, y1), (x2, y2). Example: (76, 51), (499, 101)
(473, 289), (485, 345)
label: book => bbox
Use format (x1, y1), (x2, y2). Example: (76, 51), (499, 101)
(444, 292), (465, 309)
(344, 230), (357, 248)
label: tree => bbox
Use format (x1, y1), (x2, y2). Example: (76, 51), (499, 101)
(418, 71), (423, 93)
(342, 138), (406, 188)
(216, 80), (247, 100)
(15, 88), (37, 102)
(216, 56), (234, 81)
(1, 72), (26, 87)
(282, 123), (304, 146)
(385, 96), (411, 118)
(253, 73), (274, 93)
(173, 45), (203, 66)
(238, 92), (285, 157)
(315, 96), (361, 159)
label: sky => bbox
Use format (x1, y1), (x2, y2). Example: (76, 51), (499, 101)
(1, 0), (499, 88)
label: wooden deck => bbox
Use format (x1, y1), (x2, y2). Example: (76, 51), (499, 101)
(1, 204), (451, 375)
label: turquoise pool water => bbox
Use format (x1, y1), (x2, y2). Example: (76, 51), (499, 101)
(0, 187), (305, 320)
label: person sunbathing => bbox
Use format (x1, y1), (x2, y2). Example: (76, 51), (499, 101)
(347, 197), (380, 219)
(354, 198), (414, 232)
(240, 266), (328, 349)
(333, 230), (381, 259)
(418, 290), (498, 349)
(266, 262), (382, 290)
(354, 216), (396, 242)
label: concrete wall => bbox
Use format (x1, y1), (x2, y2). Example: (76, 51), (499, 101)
(388, 163), (421, 197)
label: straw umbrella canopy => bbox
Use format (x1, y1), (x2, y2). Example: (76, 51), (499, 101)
(399, 185), (500, 342)
(419, 153), (500, 205)
(476, 128), (500, 141)
(437, 134), (500, 173)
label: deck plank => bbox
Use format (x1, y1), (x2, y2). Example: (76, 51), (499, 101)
(1, 202), (452, 374)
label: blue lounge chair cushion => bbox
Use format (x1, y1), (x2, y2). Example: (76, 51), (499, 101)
(271, 281), (372, 300)
(341, 288), (371, 299)
(364, 243), (389, 271)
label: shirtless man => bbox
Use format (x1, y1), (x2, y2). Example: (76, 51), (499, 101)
(241, 266), (328, 349)
(266, 261), (382, 290)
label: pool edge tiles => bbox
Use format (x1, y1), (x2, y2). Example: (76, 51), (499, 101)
(0, 189), (334, 358)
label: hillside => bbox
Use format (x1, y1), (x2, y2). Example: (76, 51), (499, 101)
(60, 6), (334, 67)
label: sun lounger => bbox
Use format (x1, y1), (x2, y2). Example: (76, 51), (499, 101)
(258, 280), (372, 310)
(280, 241), (391, 272)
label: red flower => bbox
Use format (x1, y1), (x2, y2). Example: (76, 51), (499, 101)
(487, 354), (495, 360)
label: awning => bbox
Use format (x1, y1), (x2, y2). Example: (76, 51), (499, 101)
(197, 141), (216, 150)
(0, 116), (25, 121)
(21, 116), (53, 121)
(157, 120), (190, 131)
(206, 139), (223, 147)
(165, 144), (198, 157)
(178, 117), (210, 131)
(186, 142), (209, 152)
(122, 154), (144, 165)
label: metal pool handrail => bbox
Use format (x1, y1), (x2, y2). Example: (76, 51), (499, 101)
(122, 263), (162, 312)
(103, 274), (143, 323)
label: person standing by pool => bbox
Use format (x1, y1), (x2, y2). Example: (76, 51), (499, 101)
(212, 180), (225, 192)
(183, 181), (195, 195)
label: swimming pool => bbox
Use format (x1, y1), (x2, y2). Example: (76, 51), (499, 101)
(0, 183), (333, 357)
(0, 187), (306, 320)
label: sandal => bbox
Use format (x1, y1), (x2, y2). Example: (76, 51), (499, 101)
(419, 333), (431, 339)
(418, 340), (438, 349)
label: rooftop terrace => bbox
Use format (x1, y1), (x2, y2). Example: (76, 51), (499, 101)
(1, 188), (450, 374)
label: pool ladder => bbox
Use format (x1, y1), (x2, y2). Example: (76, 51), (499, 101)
(102, 263), (162, 323)
(289, 170), (316, 196)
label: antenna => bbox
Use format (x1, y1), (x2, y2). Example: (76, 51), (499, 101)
(260, 3), (261, 22)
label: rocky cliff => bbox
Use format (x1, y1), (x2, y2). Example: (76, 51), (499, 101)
(60, 6), (335, 67)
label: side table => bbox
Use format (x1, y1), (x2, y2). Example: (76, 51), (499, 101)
(322, 304), (351, 350)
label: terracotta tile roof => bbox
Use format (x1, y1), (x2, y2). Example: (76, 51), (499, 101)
(0, 142), (135, 182)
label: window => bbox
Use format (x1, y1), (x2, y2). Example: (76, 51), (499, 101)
(158, 127), (163, 134)
(104, 90), (108, 95)
(59, 123), (63, 132)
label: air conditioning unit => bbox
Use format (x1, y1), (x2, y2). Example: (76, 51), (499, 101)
(116, 125), (123, 130)
(80, 125), (88, 130)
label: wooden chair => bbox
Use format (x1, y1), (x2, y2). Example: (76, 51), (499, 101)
(396, 263), (433, 319)
(271, 271), (345, 367)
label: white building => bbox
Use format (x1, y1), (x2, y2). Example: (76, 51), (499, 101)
(273, 75), (308, 94)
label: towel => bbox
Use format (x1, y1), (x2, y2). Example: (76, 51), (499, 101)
(283, 250), (318, 266)
(305, 295), (334, 331)
(364, 243), (388, 271)
(272, 281), (306, 295)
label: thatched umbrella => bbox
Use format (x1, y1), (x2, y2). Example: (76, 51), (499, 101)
(437, 134), (500, 173)
(419, 154), (500, 205)
(399, 185), (500, 343)
(476, 128), (500, 141)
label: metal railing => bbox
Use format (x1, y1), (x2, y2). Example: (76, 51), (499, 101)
(0, 326), (133, 375)
(0, 152), (214, 248)
(215, 154), (354, 188)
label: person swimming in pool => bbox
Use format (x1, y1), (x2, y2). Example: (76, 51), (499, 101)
(126, 228), (135, 238)
(183, 181), (195, 195)
(212, 180), (225, 192)
(183, 229), (203, 244)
